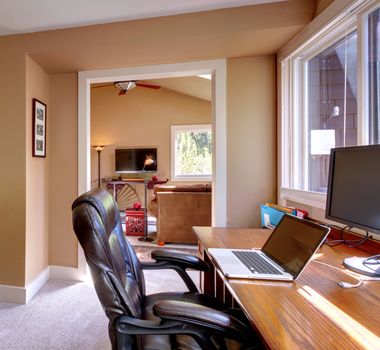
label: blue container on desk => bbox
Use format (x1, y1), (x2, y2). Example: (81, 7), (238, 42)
(261, 204), (290, 228)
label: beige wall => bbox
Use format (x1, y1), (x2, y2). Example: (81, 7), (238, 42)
(90, 86), (211, 184)
(19, 0), (313, 74)
(227, 56), (277, 227)
(314, 0), (335, 17)
(49, 73), (78, 267)
(0, 38), (26, 287)
(25, 56), (50, 284)
(0, 1), (315, 289)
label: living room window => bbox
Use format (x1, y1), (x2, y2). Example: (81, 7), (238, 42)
(280, 1), (380, 207)
(171, 124), (212, 181)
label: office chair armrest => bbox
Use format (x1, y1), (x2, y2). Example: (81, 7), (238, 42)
(150, 249), (209, 271)
(116, 307), (256, 350)
(153, 300), (253, 341)
(116, 316), (198, 350)
(140, 249), (209, 293)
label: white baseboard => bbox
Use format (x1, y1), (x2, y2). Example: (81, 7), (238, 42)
(0, 283), (26, 304)
(0, 265), (86, 304)
(49, 265), (86, 281)
(25, 267), (50, 304)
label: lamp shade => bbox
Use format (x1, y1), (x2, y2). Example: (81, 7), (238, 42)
(92, 145), (106, 152)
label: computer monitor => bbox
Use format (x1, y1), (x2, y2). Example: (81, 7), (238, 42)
(326, 144), (380, 277)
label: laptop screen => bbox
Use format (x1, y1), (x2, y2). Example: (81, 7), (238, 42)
(262, 215), (329, 277)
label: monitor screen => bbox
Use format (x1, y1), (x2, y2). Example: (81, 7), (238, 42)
(326, 145), (380, 234)
(115, 148), (157, 173)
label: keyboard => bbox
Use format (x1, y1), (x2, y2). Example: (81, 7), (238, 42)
(232, 251), (282, 275)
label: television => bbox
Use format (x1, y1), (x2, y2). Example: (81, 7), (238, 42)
(115, 148), (157, 173)
(326, 144), (380, 277)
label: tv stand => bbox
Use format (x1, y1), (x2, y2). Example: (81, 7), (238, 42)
(104, 178), (167, 242)
(343, 256), (380, 277)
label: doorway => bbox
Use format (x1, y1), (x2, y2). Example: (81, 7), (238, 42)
(77, 59), (227, 275)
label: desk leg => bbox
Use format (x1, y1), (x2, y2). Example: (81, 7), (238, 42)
(215, 269), (224, 302)
(199, 242), (236, 308)
(199, 244), (215, 296)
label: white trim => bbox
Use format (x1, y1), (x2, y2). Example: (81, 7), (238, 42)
(0, 265), (86, 304)
(279, 0), (380, 210)
(78, 59), (227, 233)
(49, 265), (87, 281)
(0, 284), (25, 304)
(278, 0), (375, 61)
(279, 188), (327, 209)
(0, 268), (51, 304)
(25, 267), (50, 304)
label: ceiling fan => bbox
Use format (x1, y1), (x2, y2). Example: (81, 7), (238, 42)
(114, 81), (161, 95)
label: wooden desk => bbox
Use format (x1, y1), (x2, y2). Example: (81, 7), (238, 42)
(194, 226), (380, 350)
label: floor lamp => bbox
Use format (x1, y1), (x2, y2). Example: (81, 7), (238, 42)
(92, 145), (105, 188)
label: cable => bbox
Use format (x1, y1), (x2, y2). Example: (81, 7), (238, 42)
(337, 280), (363, 288)
(324, 225), (346, 246)
(312, 260), (380, 288)
(338, 277), (380, 288)
(324, 225), (372, 247)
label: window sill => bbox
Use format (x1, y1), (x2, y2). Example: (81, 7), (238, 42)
(279, 188), (327, 209)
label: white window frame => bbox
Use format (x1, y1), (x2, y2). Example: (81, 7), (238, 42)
(171, 124), (212, 181)
(279, 0), (380, 210)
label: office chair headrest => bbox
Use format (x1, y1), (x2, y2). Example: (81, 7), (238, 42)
(72, 188), (120, 238)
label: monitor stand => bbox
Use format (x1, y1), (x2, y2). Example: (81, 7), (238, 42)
(343, 256), (380, 277)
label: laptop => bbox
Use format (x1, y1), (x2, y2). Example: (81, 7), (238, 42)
(208, 214), (330, 281)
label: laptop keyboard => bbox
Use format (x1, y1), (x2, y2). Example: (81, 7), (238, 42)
(232, 251), (282, 275)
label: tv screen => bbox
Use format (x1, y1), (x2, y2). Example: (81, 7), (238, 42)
(115, 148), (157, 173)
(326, 144), (380, 234)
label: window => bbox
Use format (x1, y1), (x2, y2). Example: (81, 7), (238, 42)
(171, 124), (212, 181)
(280, 1), (380, 208)
(307, 32), (357, 192)
(368, 8), (380, 143)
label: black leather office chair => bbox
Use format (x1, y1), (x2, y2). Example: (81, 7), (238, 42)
(72, 188), (260, 350)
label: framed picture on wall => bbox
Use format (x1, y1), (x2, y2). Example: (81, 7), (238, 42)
(32, 98), (47, 157)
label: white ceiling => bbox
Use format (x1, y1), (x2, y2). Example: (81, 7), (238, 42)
(0, 0), (285, 36)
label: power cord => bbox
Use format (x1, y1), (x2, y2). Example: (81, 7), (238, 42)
(337, 277), (380, 288)
(324, 225), (372, 247)
(311, 260), (380, 289)
(337, 280), (363, 288)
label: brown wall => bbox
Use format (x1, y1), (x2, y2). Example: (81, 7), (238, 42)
(49, 73), (78, 267)
(90, 85), (211, 184)
(25, 56), (50, 284)
(226, 56), (277, 227)
(0, 38), (26, 286)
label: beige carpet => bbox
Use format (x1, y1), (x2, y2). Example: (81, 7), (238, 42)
(0, 280), (110, 350)
(0, 247), (200, 350)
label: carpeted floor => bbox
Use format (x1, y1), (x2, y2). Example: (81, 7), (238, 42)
(0, 280), (110, 350)
(0, 244), (200, 350)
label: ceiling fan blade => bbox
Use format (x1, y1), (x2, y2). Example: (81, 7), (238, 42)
(136, 83), (161, 90)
